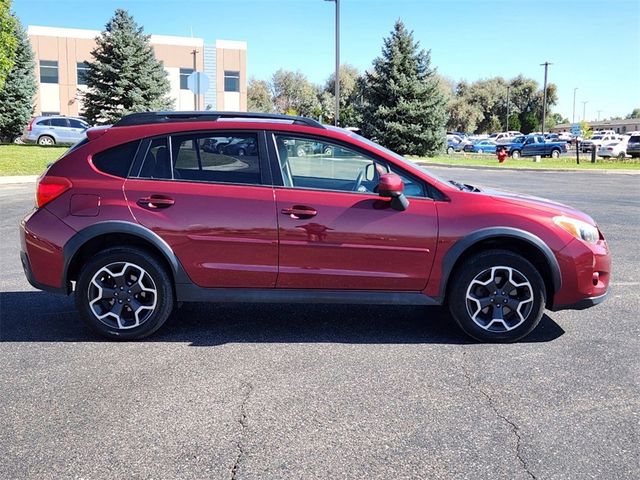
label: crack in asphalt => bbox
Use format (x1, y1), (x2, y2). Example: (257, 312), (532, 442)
(230, 381), (253, 480)
(461, 351), (536, 479)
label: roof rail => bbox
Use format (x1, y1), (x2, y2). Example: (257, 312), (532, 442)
(113, 111), (325, 129)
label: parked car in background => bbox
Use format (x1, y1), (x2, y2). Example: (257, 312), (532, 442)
(22, 116), (90, 146)
(580, 134), (621, 153)
(463, 139), (497, 154)
(597, 137), (629, 159)
(490, 131), (523, 143)
(503, 134), (567, 159)
(221, 137), (258, 156)
(626, 134), (640, 158)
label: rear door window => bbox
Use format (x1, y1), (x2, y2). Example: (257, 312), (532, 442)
(50, 118), (69, 128)
(170, 132), (263, 185)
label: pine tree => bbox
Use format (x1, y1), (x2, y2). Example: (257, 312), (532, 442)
(83, 9), (173, 125)
(359, 20), (448, 156)
(0, 18), (36, 143)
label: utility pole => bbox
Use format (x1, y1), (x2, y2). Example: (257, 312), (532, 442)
(572, 87), (578, 124)
(505, 85), (510, 132)
(325, 0), (340, 126)
(191, 49), (198, 110)
(540, 61), (552, 134)
(582, 101), (588, 121)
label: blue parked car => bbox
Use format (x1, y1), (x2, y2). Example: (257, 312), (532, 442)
(22, 116), (90, 146)
(463, 139), (497, 154)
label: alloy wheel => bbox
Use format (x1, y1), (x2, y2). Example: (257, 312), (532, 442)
(465, 266), (534, 333)
(88, 262), (157, 330)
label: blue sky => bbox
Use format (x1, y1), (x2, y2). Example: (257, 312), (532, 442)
(14, 0), (640, 121)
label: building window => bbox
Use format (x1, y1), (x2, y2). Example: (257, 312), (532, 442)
(224, 71), (240, 92)
(40, 60), (59, 84)
(77, 62), (90, 86)
(180, 68), (193, 90)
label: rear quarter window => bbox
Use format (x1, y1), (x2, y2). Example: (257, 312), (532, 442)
(92, 141), (140, 178)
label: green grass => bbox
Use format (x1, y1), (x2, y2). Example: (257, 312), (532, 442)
(1, 144), (639, 177)
(0, 144), (68, 176)
(411, 153), (640, 170)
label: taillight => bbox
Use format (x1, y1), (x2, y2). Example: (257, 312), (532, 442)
(36, 176), (72, 208)
(27, 118), (35, 132)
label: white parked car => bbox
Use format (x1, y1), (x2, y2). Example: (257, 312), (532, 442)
(597, 137), (629, 159)
(581, 134), (622, 152)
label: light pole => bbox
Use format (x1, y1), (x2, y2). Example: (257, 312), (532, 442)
(540, 61), (552, 134)
(191, 49), (198, 110)
(597, 110), (602, 121)
(325, 0), (340, 126)
(572, 87), (578, 124)
(582, 101), (588, 121)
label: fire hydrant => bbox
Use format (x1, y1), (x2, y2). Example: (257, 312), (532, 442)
(497, 147), (508, 163)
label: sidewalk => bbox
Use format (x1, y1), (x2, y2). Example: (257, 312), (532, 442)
(0, 175), (39, 184)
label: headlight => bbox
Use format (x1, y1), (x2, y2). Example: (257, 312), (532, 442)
(553, 216), (599, 244)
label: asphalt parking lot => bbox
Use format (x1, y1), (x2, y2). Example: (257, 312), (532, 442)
(1, 167), (638, 479)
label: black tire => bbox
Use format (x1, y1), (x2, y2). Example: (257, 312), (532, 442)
(550, 149), (560, 158)
(296, 146), (306, 157)
(75, 247), (174, 340)
(447, 146), (454, 155)
(617, 152), (625, 160)
(448, 250), (546, 343)
(511, 150), (521, 159)
(37, 135), (55, 146)
(237, 148), (246, 156)
(323, 146), (333, 155)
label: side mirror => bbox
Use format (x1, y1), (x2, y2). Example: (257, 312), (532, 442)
(377, 173), (409, 211)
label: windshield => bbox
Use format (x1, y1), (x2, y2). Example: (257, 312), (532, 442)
(330, 126), (451, 185)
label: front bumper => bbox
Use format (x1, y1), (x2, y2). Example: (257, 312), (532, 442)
(551, 237), (611, 310)
(549, 291), (608, 312)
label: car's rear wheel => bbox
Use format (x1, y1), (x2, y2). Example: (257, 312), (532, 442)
(617, 152), (626, 160)
(323, 146), (333, 155)
(38, 135), (55, 146)
(75, 247), (174, 340)
(296, 146), (307, 157)
(551, 149), (560, 158)
(237, 148), (246, 156)
(511, 150), (521, 159)
(448, 250), (546, 342)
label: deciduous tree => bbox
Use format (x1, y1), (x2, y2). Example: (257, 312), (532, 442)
(0, 0), (17, 90)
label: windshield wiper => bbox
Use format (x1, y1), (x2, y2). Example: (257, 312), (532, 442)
(449, 180), (481, 192)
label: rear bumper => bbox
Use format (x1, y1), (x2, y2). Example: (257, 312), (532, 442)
(20, 250), (67, 294)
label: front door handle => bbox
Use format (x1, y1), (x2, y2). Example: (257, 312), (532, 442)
(281, 205), (317, 219)
(137, 195), (175, 209)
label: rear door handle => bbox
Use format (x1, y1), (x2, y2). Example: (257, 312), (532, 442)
(137, 195), (175, 209)
(281, 205), (317, 219)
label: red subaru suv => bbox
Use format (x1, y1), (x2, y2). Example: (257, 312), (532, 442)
(20, 112), (611, 342)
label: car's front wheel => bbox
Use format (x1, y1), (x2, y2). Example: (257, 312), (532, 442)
(511, 150), (521, 159)
(447, 146), (454, 155)
(448, 250), (546, 342)
(75, 247), (174, 340)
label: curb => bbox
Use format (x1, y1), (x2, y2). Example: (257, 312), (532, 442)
(414, 162), (640, 175)
(0, 175), (38, 184)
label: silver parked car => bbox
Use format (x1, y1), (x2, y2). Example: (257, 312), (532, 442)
(22, 116), (90, 146)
